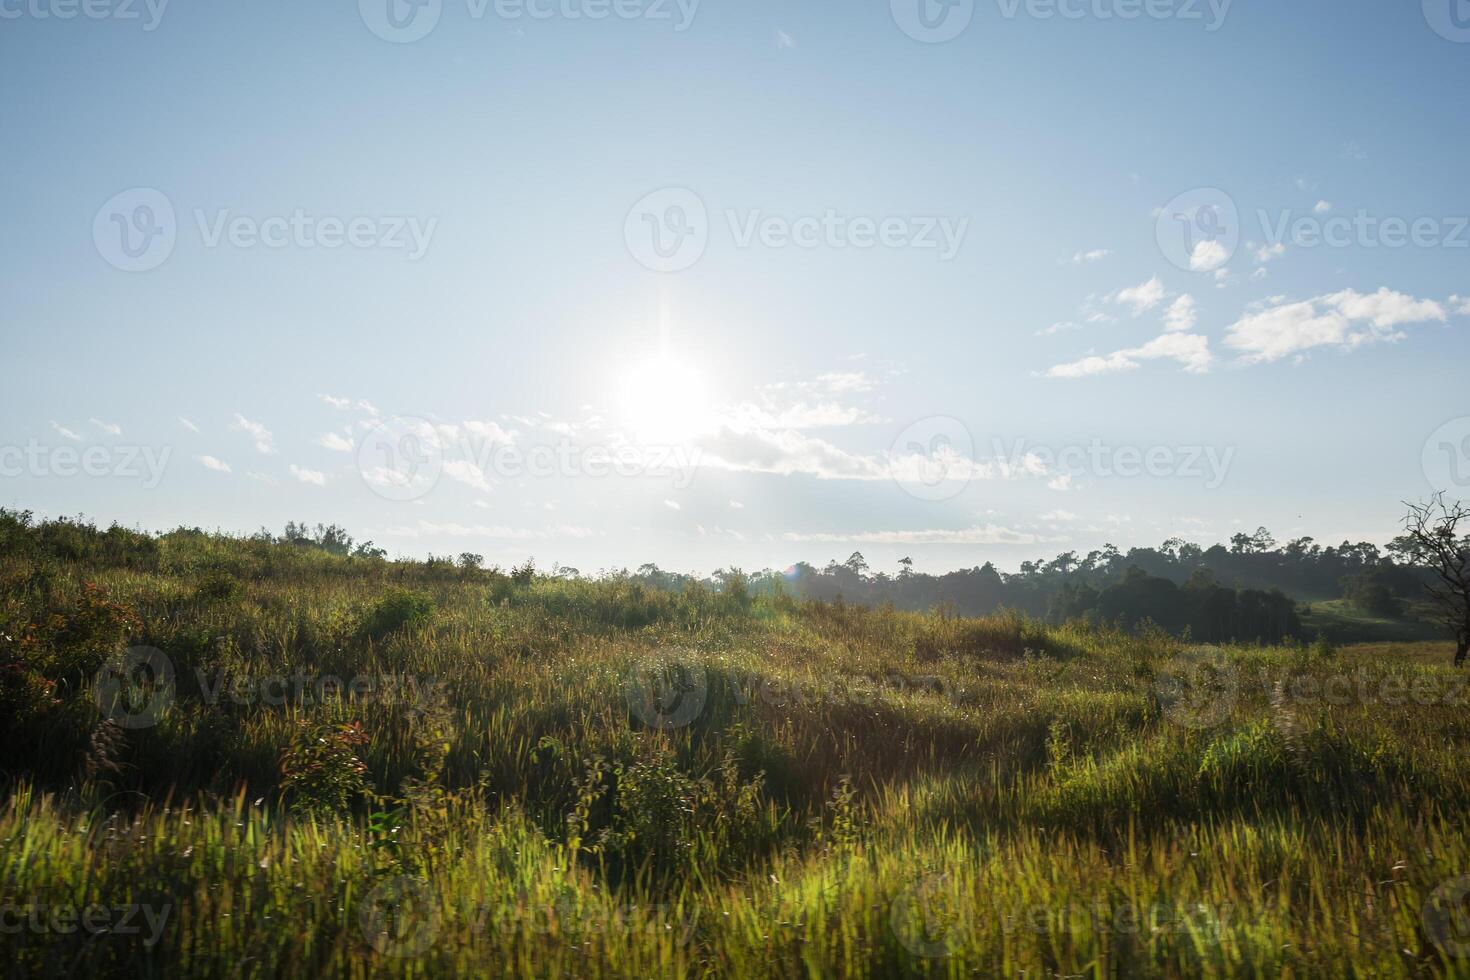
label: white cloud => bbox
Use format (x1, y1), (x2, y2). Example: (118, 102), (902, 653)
(231, 413), (276, 454)
(1163, 294), (1197, 332)
(371, 520), (594, 540)
(776, 29), (795, 48)
(318, 394), (378, 416)
(1325, 287), (1445, 328)
(1250, 268), (1269, 281)
(1041, 509), (1078, 521)
(49, 421), (81, 441)
(1223, 287), (1446, 363)
(782, 524), (1055, 545)
(442, 459), (492, 492)
(1314, 200), (1332, 214)
(664, 499), (681, 510)
(464, 419), (517, 444)
(1189, 240), (1229, 272)
(89, 418), (121, 436)
(1070, 248), (1111, 264)
(179, 417), (200, 433)
(1036, 320), (1079, 336)
(319, 432), (354, 452)
(197, 455), (232, 473)
(699, 426), (891, 481)
(1254, 243), (1286, 264)
(729, 499), (744, 509)
(1452, 295), (1470, 315)
(1045, 331), (1211, 378)
(288, 464), (327, 486)
(1047, 474), (1076, 491)
(815, 371), (875, 394)
(722, 401), (881, 429)
(1111, 276), (1167, 315)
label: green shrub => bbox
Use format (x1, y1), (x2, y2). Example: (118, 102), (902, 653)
(279, 720), (372, 814)
(359, 588), (434, 640)
(194, 569), (242, 603)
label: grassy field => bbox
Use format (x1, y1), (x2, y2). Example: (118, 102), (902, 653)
(4, 515), (1470, 977)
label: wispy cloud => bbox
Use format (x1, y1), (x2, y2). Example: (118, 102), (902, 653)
(197, 455), (232, 473)
(231, 413), (276, 454)
(179, 417), (200, 433)
(1045, 331), (1211, 378)
(1163, 294), (1197, 333)
(370, 520), (595, 540)
(49, 421), (81, 441)
(319, 432), (354, 452)
(1111, 276), (1166, 315)
(1069, 248), (1111, 265)
(89, 418), (122, 436)
(288, 464), (327, 486)
(783, 524), (1058, 545)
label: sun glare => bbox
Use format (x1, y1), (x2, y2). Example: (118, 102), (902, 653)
(617, 351), (712, 444)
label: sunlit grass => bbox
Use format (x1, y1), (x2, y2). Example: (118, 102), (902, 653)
(3, 517), (1470, 976)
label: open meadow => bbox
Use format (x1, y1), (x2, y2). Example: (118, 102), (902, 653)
(4, 513), (1470, 977)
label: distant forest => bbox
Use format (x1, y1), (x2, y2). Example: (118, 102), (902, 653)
(633, 528), (1437, 646)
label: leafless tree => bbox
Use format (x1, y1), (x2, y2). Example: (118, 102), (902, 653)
(1401, 494), (1470, 666)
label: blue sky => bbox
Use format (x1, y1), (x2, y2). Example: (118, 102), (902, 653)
(2, 0), (1468, 575)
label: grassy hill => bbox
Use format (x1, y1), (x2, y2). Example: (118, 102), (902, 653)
(3, 513), (1470, 977)
(1299, 597), (1443, 644)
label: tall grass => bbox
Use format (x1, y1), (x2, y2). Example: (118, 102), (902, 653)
(3, 517), (1470, 976)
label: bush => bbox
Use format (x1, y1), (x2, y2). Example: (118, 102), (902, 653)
(359, 588), (434, 640)
(194, 569), (242, 603)
(279, 720), (372, 814)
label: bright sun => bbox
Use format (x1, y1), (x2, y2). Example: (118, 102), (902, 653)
(617, 351), (712, 444)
